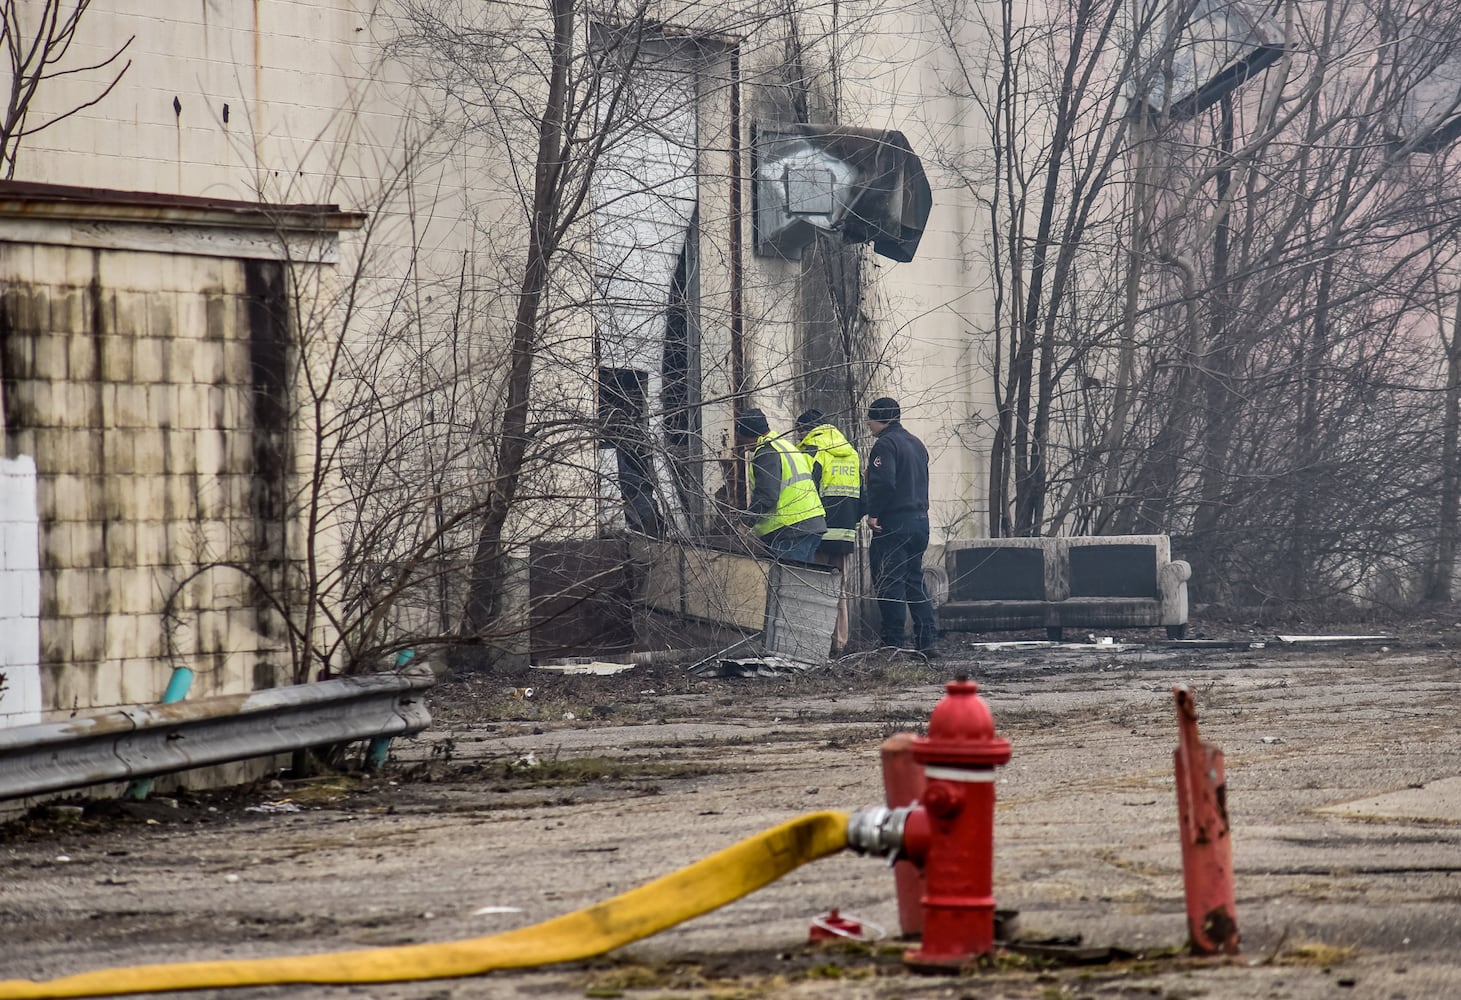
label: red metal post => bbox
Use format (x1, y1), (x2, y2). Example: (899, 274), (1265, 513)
(880, 733), (927, 937)
(1172, 684), (1240, 955)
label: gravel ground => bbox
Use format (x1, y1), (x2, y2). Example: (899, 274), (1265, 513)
(3, 614), (1461, 999)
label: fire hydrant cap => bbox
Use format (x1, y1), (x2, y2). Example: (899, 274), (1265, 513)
(913, 676), (1012, 768)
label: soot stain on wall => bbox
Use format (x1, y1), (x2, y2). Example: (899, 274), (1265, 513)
(243, 259), (290, 646)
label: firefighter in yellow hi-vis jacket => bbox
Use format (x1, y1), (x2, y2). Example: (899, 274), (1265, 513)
(733, 408), (827, 564)
(796, 409), (864, 654)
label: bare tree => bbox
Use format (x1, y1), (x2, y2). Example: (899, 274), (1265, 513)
(1119, 0), (1461, 603)
(1426, 285), (1461, 602)
(1, 0), (131, 178)
(929, 0), (1199, 537)
(375, 0), (912, 663)
(932, 0), (1461, 608)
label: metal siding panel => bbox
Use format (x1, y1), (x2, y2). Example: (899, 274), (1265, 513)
(764, 562), (839, 662)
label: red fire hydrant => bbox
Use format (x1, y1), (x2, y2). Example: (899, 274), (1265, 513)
(848, 675), (1011, 969)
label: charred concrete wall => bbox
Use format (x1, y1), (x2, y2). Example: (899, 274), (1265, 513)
(2, 4), (1008, 673)
(0, 242), (298, 722)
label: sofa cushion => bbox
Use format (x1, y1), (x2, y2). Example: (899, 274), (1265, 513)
(1068, 543), (1157, 598)
(951, 547), (1045, 601)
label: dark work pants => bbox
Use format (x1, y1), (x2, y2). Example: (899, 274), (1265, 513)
(869, 515), (937, 649)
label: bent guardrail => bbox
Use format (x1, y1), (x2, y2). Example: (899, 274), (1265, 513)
(0, 667), (434, 802)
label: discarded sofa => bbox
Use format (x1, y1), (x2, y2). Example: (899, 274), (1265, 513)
(936, 534), (1191, 641)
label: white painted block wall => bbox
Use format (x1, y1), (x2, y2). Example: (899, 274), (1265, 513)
(0, 455), (43, 726)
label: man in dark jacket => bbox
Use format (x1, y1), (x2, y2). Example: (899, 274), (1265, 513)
(864, 396), (938, 654)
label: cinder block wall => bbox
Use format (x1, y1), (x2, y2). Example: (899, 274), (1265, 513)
(0, 244), (295, 721)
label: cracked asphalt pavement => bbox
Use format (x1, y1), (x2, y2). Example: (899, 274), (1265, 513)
(3, 629), (1461, 998)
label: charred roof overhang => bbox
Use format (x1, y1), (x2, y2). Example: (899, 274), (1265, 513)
(0, 180), (366, 263)
(1392, 54), (1461, 154)
(1131, 0), (1286, 121)
(753, 124), (933, 263)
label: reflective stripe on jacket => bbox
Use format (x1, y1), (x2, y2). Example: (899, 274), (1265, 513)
(747, 434), (826, 536)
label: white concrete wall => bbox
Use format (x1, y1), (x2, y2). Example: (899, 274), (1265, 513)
(832, 7), (996, 541)
(10, 1), (1000, 540)
(13, 1), (388, 204)
(0, 456), (43, 727)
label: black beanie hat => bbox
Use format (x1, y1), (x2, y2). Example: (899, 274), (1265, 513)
(735, 407), (770, 439)
(794, 408), (824, 434)
(867, 396), (901, 423)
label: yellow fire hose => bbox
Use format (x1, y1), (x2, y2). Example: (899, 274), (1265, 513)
(0, 810), (850, 999)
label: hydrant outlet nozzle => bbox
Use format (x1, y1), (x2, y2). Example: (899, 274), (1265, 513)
(847, 805), (913, 860)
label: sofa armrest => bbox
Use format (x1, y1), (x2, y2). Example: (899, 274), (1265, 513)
(1158, 559), (1191, 626)
(923, 565), (950, 608)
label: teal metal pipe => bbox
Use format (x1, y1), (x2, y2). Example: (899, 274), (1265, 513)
(160, 667), (196, 704)
(123, 667), (195, 801)
(365, 651), (415, 772)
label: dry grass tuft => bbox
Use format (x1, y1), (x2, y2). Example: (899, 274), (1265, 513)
(1275, 941), (1357, 967)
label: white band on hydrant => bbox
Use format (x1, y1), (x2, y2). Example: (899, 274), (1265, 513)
(923, 765), (998, 783)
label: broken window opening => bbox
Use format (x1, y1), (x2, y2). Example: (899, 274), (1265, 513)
(662, 210), (696, 449)
(661, 207), (706, 527)
(799, 233), (866, 424)
(589, 31), (707, 541)
(599, 367), (665, 538)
